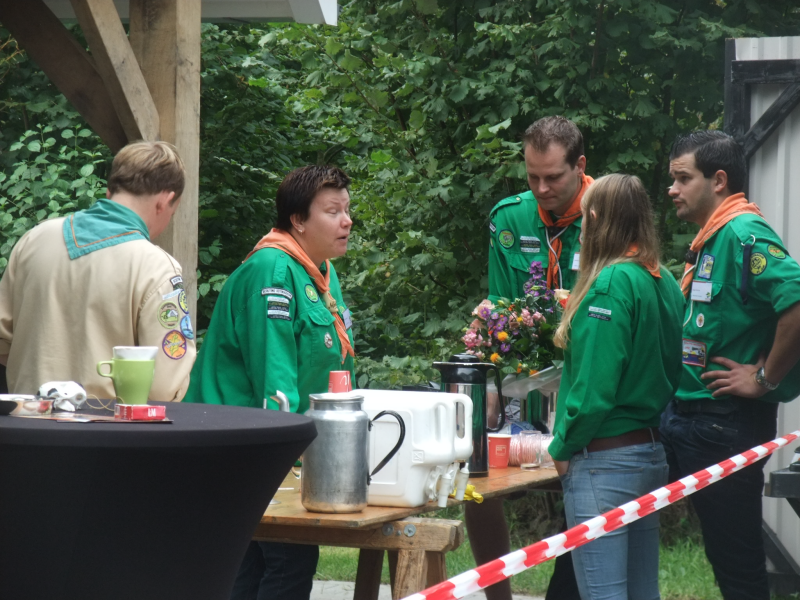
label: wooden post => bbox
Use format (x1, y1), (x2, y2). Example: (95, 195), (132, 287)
(129, 0), (201, 317)
(69, 0), (160, 142)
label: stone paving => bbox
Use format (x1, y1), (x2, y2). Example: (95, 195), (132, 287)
(310, 580), (544, 599)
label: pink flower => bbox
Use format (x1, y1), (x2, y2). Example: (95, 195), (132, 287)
(521, 308), (535, 328)
(470, 319), (482, 330)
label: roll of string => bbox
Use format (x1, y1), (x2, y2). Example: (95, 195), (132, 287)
(509, 432), (540, 466)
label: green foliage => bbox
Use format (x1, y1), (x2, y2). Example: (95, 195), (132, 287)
(0, 29), (110, 270)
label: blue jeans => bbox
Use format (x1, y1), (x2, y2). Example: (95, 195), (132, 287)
(562, 441), (668, 600)
(660, 399), (777, 600)
(229, 541), (319, 600)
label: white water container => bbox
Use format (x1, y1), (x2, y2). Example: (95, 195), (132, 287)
(357, 389), (473, 507)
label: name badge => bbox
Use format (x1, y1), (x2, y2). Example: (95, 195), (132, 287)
(572, 252), (580, 271)
(343, 308), (353, 330)
(690, 281), (713, 303)
(519, 236), (541, 253)
(682, 338), (707, 367)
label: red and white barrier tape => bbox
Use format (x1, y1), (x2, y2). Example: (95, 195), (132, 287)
(403, 429), (800, 600)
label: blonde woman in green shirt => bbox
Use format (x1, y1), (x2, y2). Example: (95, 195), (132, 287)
(551, 174), (684, 600)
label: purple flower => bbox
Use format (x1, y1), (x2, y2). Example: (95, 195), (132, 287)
(477, 305), (492, 320)
(500, 343), (511, 353)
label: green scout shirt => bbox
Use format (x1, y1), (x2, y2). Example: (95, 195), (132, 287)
(488, 191), (583, 302)
(677, 214), (800, 404)
(184, 248), (355, 414)
(549, 263), (685, 460)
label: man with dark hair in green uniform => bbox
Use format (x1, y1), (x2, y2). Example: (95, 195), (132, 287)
(471, 116), (593, 600)
(661, 130), (800, 600)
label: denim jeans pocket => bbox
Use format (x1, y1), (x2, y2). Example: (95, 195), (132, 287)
(691, 418), (738, 449)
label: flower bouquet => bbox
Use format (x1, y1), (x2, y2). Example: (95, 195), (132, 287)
(462, 261), (568, 397)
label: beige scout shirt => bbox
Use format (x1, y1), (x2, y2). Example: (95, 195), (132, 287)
(0, 217), (196, 401)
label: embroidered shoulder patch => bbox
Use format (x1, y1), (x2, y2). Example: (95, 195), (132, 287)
(305, 284), (319, 303)
(489, 221), (497, 233)
(178, 289), (189, 313)
(588, 305), (611, 321)
(170, 275), (184, 289)
(267, 295), (291, 320)
(498, 230), (515, 249)
(162, 330), (187, 360)
(180, 314), (194, 339)
(158, 301), (180, 329)
(749, 252), (767, 275)
(261, 287), (293, 299)
(768, 245), (786, 259)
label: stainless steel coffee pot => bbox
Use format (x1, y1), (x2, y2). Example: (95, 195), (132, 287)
(301, 393), (405, 513)
(433, 354), (505, 477)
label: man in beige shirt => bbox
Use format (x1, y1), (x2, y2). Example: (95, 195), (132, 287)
(0, 141), (196, 401)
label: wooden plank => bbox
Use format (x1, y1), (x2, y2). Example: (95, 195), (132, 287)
(260, 466), (559, 529)
(69, 0), (160, 142)
(0, 0), (128, 152)
(742, 83), (800, 160)
(425, 551), (447, 587)
(392, 550), (427, 600)
(253, 517), (463, 552)
(353, 549), (384, 600)
(128, 0), (200, 316)
(387, 550), (398, 592)
(732, 59), (800, 85)
(724, 38), (750, 143)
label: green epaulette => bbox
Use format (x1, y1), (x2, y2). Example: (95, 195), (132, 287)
(489, 190), (534, 218)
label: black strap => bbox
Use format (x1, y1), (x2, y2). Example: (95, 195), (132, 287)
(740, 242), (752, 305)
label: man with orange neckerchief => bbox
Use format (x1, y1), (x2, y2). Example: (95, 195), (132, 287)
(661, 131), (800, 600)
(476, 116), (592, 600)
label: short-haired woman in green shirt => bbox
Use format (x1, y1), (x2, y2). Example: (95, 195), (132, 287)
(186, 165), (356, 600)
(550, 174), (684, 599)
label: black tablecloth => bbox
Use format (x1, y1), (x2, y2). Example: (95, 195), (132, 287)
(0, 402), (316, 600)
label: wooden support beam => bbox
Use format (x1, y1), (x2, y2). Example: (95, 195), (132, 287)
(724, 38), (750, 143)
(392, 550), (427, 600)
(0, 0), (127, 152)
(732, 59), (800, 85)
(354, 549), (384, 600)
(742, 83), (800, 160)
(69, 0), (160, 142)
(252, 518), (464, 552)
(128, 0), (201, 316)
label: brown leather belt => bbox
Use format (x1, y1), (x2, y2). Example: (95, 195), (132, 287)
(584, 427), (659, 454)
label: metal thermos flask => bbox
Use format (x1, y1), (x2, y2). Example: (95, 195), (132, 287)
(301, 393), (405, 513)
(433, 354), (505, 477)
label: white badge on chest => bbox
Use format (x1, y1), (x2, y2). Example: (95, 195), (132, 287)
(690, 281), (713, 303)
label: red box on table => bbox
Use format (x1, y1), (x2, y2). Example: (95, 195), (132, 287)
(115, 404), (166, 421)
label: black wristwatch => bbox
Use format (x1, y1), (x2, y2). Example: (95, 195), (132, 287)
(754, 367), (779, 391)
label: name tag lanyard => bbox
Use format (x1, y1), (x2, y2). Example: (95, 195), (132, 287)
(545, 225), (568, 289)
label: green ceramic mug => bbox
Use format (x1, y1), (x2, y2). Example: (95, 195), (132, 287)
(97, 346), (158, 405)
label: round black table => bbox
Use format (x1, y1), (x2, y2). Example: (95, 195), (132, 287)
(0, 402), (316, 600)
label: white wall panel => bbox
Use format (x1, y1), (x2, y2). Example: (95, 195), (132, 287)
(736, 36), (800, 563)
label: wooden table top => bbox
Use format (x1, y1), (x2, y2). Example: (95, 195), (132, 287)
(261, 465), (559, 529)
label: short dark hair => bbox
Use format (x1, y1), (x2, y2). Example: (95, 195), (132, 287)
(522, 116), (584, 168)
(275, 165), (351, 231)
(669, 131), (747, 194)
(107, 141), (185, 200)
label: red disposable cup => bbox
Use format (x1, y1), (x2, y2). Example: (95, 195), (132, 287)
(328, 371), (352, 393)
(488, 434), (512, 469)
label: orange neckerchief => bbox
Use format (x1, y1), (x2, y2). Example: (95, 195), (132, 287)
(626, 244), (662, 279)
(245, 228), (355, 362)
(680, 193), (763, 297)
(538, 173), (595, 288)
